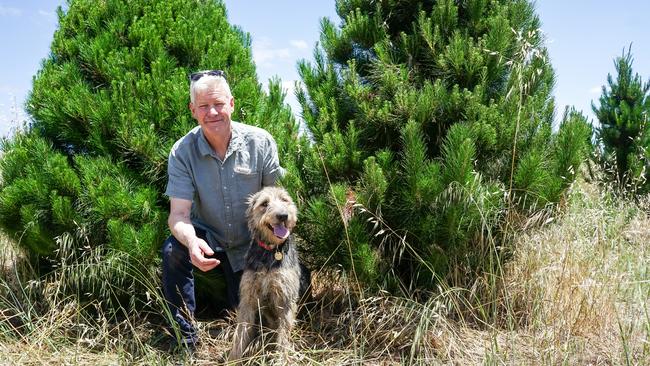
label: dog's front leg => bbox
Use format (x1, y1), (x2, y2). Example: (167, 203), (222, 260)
(229, 273), (258, 361)
(229, 306), (256, 361)
(275, 301), (297, 355)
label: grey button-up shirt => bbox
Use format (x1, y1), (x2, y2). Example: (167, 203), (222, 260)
(165, 122), (283, 272)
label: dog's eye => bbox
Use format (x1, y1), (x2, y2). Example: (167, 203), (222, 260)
(259, 200), (269, 208)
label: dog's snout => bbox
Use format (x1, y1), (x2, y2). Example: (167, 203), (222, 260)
(276, 213), (288, 222)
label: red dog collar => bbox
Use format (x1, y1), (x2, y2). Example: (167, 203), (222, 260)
(257, 240), (274, 251)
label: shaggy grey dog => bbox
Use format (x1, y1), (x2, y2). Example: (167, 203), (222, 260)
(229, 186), (305, 361)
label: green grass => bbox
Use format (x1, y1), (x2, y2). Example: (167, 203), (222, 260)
(0, 178), (648, 365)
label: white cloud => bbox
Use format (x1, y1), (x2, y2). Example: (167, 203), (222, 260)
(0, 5), (22, 16)
(281, 80), (296, 92)
(589, 86), (601, 94)
(252, 37), (291, 67)
(289, 40), (308, 49)
(31, 8), (58, 27)
(254, 47), (291, 65)
(38, 9), (56, 19)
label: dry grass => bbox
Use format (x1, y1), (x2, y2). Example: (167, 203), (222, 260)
(0, 179), (648, 365)
(498, 181), (650, 365)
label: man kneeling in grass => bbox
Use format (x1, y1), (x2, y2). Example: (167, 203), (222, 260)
(161, 70), (283, 347)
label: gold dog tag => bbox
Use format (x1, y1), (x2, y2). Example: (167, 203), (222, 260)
(274, 251), (283, 261)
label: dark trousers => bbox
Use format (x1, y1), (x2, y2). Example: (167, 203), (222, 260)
(161, 228), (242, 337)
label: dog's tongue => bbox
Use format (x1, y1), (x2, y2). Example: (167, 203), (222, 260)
(272, 224), (289, 239)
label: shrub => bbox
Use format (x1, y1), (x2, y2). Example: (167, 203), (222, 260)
(290, 0), (592, 290)
(592, 46), (650, 195)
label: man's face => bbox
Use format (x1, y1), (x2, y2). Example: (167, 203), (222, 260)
(189, 83), (235, 137)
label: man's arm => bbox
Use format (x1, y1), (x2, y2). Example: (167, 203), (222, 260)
(168, 197), (219, 272)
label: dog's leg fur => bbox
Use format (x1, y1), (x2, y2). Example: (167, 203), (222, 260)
(273, 267), (300, 355)
(229, 273), (257, 361)
(275, 302), (296, 353)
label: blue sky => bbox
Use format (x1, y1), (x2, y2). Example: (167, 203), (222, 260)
(1, 1), (649, 137)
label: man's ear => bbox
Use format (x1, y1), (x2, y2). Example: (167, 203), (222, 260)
(188, 102), (196, 119)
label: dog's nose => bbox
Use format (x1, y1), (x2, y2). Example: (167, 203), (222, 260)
(276, 213), (288, 222)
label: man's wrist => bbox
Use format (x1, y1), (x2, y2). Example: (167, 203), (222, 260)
(186, 235), (200, 250)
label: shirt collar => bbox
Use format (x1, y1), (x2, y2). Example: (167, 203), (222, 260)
(197, 122), (244, 159)
(197, 128), (213, 157)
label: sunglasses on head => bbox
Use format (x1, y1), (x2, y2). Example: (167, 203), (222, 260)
(189, 69), (226, 82)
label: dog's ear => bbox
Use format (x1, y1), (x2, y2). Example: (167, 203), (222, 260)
(246, 191), (259, 207)
(245, 190), (261, 218)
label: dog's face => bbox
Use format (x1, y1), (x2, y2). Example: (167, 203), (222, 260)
(246, 187), (298, 247)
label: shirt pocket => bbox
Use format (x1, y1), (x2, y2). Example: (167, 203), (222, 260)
(234, 151), (261, 198)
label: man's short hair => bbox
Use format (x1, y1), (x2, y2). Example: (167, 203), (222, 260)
(190, 75), (232, 103)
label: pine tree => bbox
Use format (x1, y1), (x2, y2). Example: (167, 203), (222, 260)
(290, 0), (591, 290)
(0, 0), (298, 288)
(592, 46), (650, 194)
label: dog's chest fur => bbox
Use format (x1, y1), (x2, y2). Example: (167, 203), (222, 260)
(244, 236), (298, 272)
(241, 235), (301, 303)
